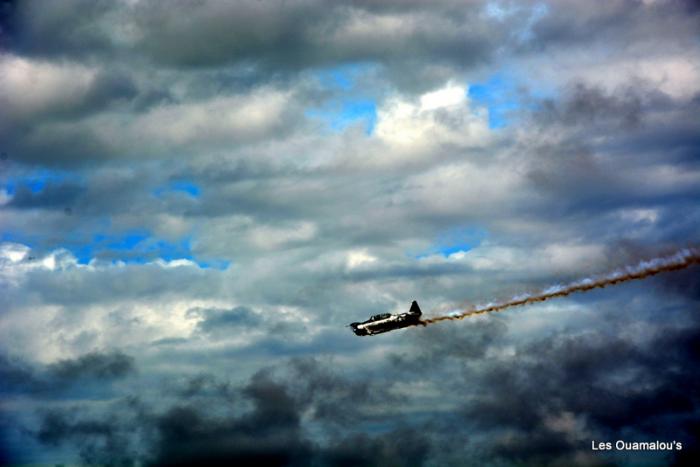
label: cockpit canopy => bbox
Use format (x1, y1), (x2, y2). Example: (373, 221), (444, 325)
(370, 313), (392, 321)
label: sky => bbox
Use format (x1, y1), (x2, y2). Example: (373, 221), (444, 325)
(1, 0), (700, 465)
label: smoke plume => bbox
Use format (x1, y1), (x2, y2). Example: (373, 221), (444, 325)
(421, 248), (700, 325)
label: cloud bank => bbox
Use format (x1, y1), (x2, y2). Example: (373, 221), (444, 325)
(1, 0), (700, 465)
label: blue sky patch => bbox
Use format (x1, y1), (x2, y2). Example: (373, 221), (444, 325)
(3, 169), (82, 196)
(2, 227), (228, 270)
(1, 231), (36, 247)
(309, 63), (379, 135)
(195, 258), (231, 270)
(153, 180), (201, 198)
(63, 229), (153, 264)
(314, 62), (376, 91)
(416, 227), (488, 258)
(306, 98), (378, 135)
(468, 74), (520, 129)
(77, 231), (194, 265)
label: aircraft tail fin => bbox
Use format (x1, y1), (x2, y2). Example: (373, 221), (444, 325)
(409, 300), (422, 315)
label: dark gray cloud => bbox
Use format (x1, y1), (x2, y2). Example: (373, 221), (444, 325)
(0, 354), (37, 394)
(29, 358), (411, 466)
(534, 83), (644, 129)
(0, 0), (18, 46)
(0, 350), (135, 396)
(5, 0), (503, 72)
(527, 0), (700, 53)
(151, 373), (313, 466)
(26, 298), (700, 466)
(318, 428), (431, 467)
(457, 321), (700, 465)
(466, 276), (700, 465)
(48, 351), (135, 381)
(7, 0), (117, 58)
(7, 181), (84, 209)
(192, 306), (262, 336)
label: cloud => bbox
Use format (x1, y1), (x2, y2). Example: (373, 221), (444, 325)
(1, 75), (302, 165)
(6, 1), (505, 72)
(192, 306), (262, 337)
(47, 351), (135, 381)
(0, 55), (137, 125)
(456, 319), (700, 465)
(2, 0), (700, 465)
(7, 180), (84, 209)
(151, 373), (313, 466)
(28, 358), (405, 466)
(0, 350), (135, 396)
(25, 301), (700, 466)
(374, 81), (491, 155)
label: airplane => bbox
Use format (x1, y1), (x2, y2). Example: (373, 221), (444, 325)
(349, 301), (425, 336)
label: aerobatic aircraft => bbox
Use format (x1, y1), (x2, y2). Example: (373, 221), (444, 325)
(350, 301), (424, 336)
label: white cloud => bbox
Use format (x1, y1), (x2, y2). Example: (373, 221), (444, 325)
(248, 222), (317, 250)
(0, 188), (12, 206)
(0, 242), (30, 263)
(541, 243), (606, 273)
(132, 88), (293, 146)
(0, 243), (213, 276)
(618, 208), (659, 224)
(332, 10), (417, 46)
(0, 54), (98, 121)
(374, 82), (491, 152)
(521, 53), (700, 101)
(399, 159), (524, 217)
(418, 242), (607, 278)
(346, 250), (377, 269)
(419, 82), (466, 110)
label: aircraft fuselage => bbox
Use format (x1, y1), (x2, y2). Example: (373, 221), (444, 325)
(350, 301), (424, 336)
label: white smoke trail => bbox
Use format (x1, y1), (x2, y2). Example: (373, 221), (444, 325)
(420, 247), (700, 325)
